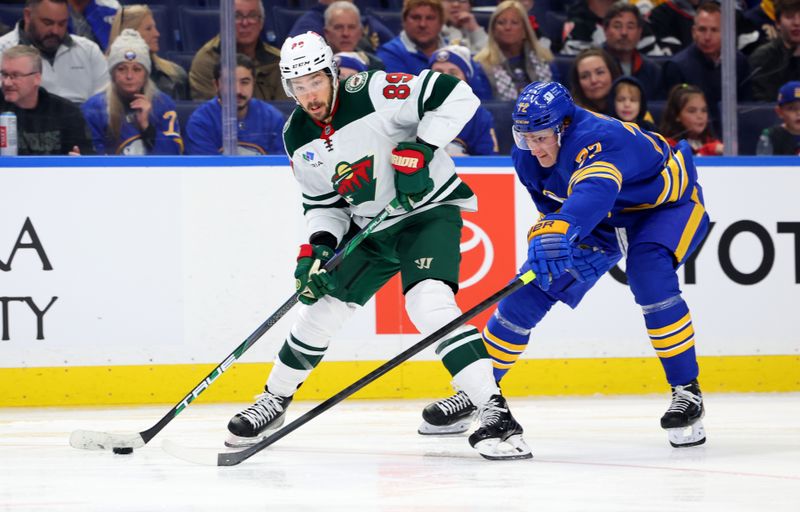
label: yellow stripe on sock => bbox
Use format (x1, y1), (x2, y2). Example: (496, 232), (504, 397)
(647, 313), (691, 337)
(655, 338), (696, 358)
(650, 324), (694, 349)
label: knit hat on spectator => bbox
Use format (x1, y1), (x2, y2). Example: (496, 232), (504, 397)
(777, 81), (800, 106)
(333, 52), (368, 73)
(428, 45), (473, 81)
(107, 29), (152, 74)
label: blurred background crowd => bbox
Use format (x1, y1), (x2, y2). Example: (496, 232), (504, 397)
(0, 0), (798, 156)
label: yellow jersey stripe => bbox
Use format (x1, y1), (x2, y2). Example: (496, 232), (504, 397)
(655, 338), (696, 358)
(675, 194), (706, 262)
(647, 313), (691, 337)
(651, 327), (695, 349)
(483, 329), (526, 353)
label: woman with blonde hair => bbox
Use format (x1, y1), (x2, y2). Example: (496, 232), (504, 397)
(82, 29), (183, 155)
(108, 5), (189, 100)
(474, 0), (553, 101)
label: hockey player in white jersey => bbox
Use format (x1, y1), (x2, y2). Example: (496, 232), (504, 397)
(225, 32), (531, 460)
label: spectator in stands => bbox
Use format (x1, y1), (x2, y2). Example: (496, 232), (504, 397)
(334, 51), (368, 79)
(82, 29), (182, 155)
(0, 0), (108, 103)
(441, 0), (488, 53)
(660, 83), (723, 155)
(428, 45), (498, 155)
(376, 0), (446, 73)
(186, 54), (285, 156)
(650, 0), (762, 56)
(663, 2), (751, 123)
(67, 0), (119, 51)
(749, 0), (800, 102)
(745, 0), (780, 44)
(602, 2), (663, 100)
(561, 0), (661, 55)
(474, 0), (553, 101)
(290, 0), (393, 52)
(108, 5), (188, 100)
(189, 0), (287, 102)
(608, 75), (658, 130)
(569, 47), (621, 112)
(0, 45), (92, 154)
(324, 2), (384, 71)
(756, 79), (800, 154)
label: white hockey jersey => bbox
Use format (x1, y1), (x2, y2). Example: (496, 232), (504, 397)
(283, 69), (480, 245)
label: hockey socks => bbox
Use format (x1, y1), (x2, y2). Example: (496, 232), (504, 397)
(643, 296), (699, 386)
(482, 311), (531, 383)
(437, 326), (500, 406)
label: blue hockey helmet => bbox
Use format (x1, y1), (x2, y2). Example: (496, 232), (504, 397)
(512, 82), (575, 145)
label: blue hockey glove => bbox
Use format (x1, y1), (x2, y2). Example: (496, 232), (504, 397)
(391, 141), (434, 211)
(526, 214), (581, 291)
(567, 244), (611, 282)
(295, 244), (337, 305)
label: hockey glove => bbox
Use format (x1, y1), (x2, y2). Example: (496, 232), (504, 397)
(391, 141), (435, 211)
(567, 244), (611, 282)
(294, 244), (337, 305)
(526, 214), (581, 291)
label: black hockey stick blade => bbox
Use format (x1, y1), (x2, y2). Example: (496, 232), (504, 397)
(197, 270), (536, 466)
(70, 199), (401, 452)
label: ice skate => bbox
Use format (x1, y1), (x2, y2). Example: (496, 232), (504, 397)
(468, 395), (532, 460)
(418, 390), (478, 435)
(661, 379), (706, 448)
(225, 388), (293, 448)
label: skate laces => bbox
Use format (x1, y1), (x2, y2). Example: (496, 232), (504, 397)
(666, 385), (702, 414)
(239, 392), (285, 428)
(476, 398), (507, 427)
(436, 391), (474, 415)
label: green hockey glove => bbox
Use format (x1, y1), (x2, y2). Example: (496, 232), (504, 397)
(294, 244), (337, 305)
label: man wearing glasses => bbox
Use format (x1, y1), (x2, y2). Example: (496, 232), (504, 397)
(189, 0), (288, 101)
(0, 45), (93, 155)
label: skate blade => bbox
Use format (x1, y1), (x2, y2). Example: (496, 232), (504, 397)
(418, 418), (472, 436)
(667, 421), (706, 448)
(224, 416), (287, 448)
(474, 434), (533, 460)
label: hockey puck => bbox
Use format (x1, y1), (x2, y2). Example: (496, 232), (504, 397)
(112, 447), (134, 455)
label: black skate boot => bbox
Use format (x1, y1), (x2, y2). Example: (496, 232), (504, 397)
(661, 379), (706, 447)
(468, 394), (532, 460)
(225, 388), (293, 448)
(418, 390), (477, 435)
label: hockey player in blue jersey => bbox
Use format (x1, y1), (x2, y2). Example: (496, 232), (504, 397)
(420, 81), (709, 449)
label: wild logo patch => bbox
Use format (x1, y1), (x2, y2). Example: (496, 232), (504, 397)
(331, 155), (376, 204)
(344, 72), (368, 93)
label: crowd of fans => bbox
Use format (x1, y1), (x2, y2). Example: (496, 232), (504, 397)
(0, 0), (798, 156)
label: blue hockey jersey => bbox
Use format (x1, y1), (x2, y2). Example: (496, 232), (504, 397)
(185, 97), (286, 155)
(512, 106), (700, 246)
(82, 91), (183, 155)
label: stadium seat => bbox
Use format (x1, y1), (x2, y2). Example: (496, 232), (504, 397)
(174, 100), (204, 134)
(366, 9), (402, 37)
(270, 6), (305, 47)
(148, 5), (181, 52)
(180, 7), (221, 53)
(482, 100), (515, 154)
(648, 100), (666, 128)
(542, 11), (566, 53)
(0, 5), (24, 29)
(271, 100), (298, 119)
(164, 51), (195, 74)
(552, 55), (574, 88)
(737, 102), (779, 155)
(474, 11), (492, 32)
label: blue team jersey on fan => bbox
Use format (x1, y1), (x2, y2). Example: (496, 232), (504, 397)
(511, 106), (699, 242)
(185, 98), (286, 155)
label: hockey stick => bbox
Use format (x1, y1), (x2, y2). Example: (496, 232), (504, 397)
(163, 269), (536, 466)
(69, 199), (402, 452)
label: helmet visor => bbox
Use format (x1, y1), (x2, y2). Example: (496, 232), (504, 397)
(512, 126), (557, 150)
(286, 71), (331, 97)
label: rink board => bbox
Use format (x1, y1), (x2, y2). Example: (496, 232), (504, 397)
(0, 156), (798, 406)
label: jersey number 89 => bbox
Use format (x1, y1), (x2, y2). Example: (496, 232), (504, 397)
(383, 72), (412, 99)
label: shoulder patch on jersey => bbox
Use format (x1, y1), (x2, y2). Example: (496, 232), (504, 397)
(344, 72), (368, 93)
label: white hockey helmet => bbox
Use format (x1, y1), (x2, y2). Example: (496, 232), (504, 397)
(279, 31), (339, 103)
